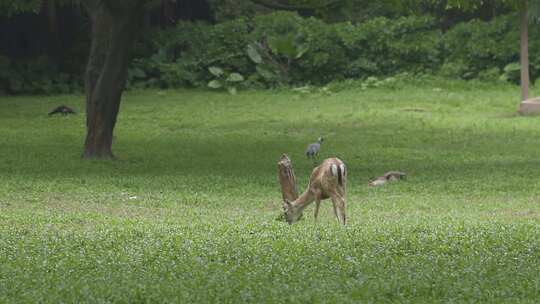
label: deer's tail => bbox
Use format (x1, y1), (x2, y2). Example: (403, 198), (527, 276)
(331, 162), (346, 186)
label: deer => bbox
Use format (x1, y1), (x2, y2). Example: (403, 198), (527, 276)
(282, 157), (347, 225)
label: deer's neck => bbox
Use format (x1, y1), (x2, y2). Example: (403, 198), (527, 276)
(290, 187), (314, 216)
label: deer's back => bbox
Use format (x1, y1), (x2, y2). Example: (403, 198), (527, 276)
(309, 157), (346, 199)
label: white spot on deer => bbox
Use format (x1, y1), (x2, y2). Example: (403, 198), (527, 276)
(331, 164), (338, 176)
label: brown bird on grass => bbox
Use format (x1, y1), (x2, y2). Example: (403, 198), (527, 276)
(368, 171), (406, 187)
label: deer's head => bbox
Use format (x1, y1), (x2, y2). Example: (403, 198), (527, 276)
(282, 200), (303, 224)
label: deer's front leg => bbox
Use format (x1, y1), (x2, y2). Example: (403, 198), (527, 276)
(313, 193), (322, 223)
(330, 194), (346, 225)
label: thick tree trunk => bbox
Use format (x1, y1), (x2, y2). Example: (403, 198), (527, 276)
(520, 2), (529, 102)
(277, 154), (299, 203)
(82, 2), (143, 159)
(84, 5), (111, 106)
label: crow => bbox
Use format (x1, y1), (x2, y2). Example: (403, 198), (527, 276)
(48, 105), (76, 116)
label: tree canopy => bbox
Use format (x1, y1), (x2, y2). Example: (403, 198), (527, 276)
(0, 0), (165, 16)
(0, 0), (76, 16)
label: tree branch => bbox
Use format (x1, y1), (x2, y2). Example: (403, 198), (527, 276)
(80, 0), (101, 13)
(249, 0), (342, 11)
(277, 154), (299, 203)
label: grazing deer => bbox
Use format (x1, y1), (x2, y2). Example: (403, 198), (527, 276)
(283, 157), (347, 225)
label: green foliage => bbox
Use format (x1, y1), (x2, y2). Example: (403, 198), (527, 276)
(295, 17), (349, 84)
(336, 16), (442, 77)
(500, 62), (521, 83)
(207, 66), (245, 94)
(443, 0), (524, 11)
(247, 33), (309, 85)
(0, 0), (76, 16)
(324, 72), (417, 92)
(441, 12), (540, 83)
(132, 12), (444, 89)
(477, 67), (503, 82)
(5, 8), (538, 94)
(0, 0), (45, 16)
(207, 0), (265, 21)
(0, 55), (81, 94)
(131, 19), (251, 89)
(441, 14), (518, 80)
(247, 12), (304, 85)
(439, 60), (471, 79)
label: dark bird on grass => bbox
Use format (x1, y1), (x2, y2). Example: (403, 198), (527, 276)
(305, 137), (323, 159)
(48, 105), (76, 116)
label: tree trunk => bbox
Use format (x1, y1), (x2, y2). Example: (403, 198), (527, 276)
(45, 0), (62, 64)
(277, 154), (299, 203)
(82, 2), (143, 159)
(162, 0), (176, 27)
(520, 2), (529, 101)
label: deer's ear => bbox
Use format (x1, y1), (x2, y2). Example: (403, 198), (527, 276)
(283, 200), (292, 211)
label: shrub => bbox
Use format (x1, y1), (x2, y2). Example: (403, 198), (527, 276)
(207, 66), (246, 94)
(0, 55), (81, 94)
(336, 16), (442, 78)
(5, 12), (540, 95)
(478, 67), (503, 82)
(131, 18), (251, 88)
(441, 15), (518, 80)
(500, 62), (521, 83)
(295, 18), (349, 84)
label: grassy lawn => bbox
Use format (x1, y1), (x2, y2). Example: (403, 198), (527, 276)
(2, 80), (540, 303)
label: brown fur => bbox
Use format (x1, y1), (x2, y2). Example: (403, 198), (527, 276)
(368, 171), (406, 187)
(283, 157), (347, 225)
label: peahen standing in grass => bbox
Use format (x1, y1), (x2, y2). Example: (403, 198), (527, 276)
(305, 137), (323, 160)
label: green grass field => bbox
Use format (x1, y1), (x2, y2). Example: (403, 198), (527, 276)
(2, 80), (540, 303)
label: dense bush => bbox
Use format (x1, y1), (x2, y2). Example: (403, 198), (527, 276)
(442, 14), (519, 80)
(132, 12), (529, 90)
(3, 12), (536, 94)
(295, 18), (349, 84)
(207, 0), (266, 22)
(130, 18), (251, 89)
(131, 12), (445, 89)
(336, 16), (442, 77)
(0, 55), (81, 95)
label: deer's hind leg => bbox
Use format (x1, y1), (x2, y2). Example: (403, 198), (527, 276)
(330, 194), (346, 225)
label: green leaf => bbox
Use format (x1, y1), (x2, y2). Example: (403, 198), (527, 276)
(208, 66), (224, 77)
(129, 68), (147, 79)
(295, 44), (309, 59)
(256, 66), (276, 80)
(268, 34), (297, 59)
(247, 44), (263, 64)
(503, 62), (520, 73)
(208, 80), (223, 89)
(226, 73), (244, 82)
(227, 86), (237, 95)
